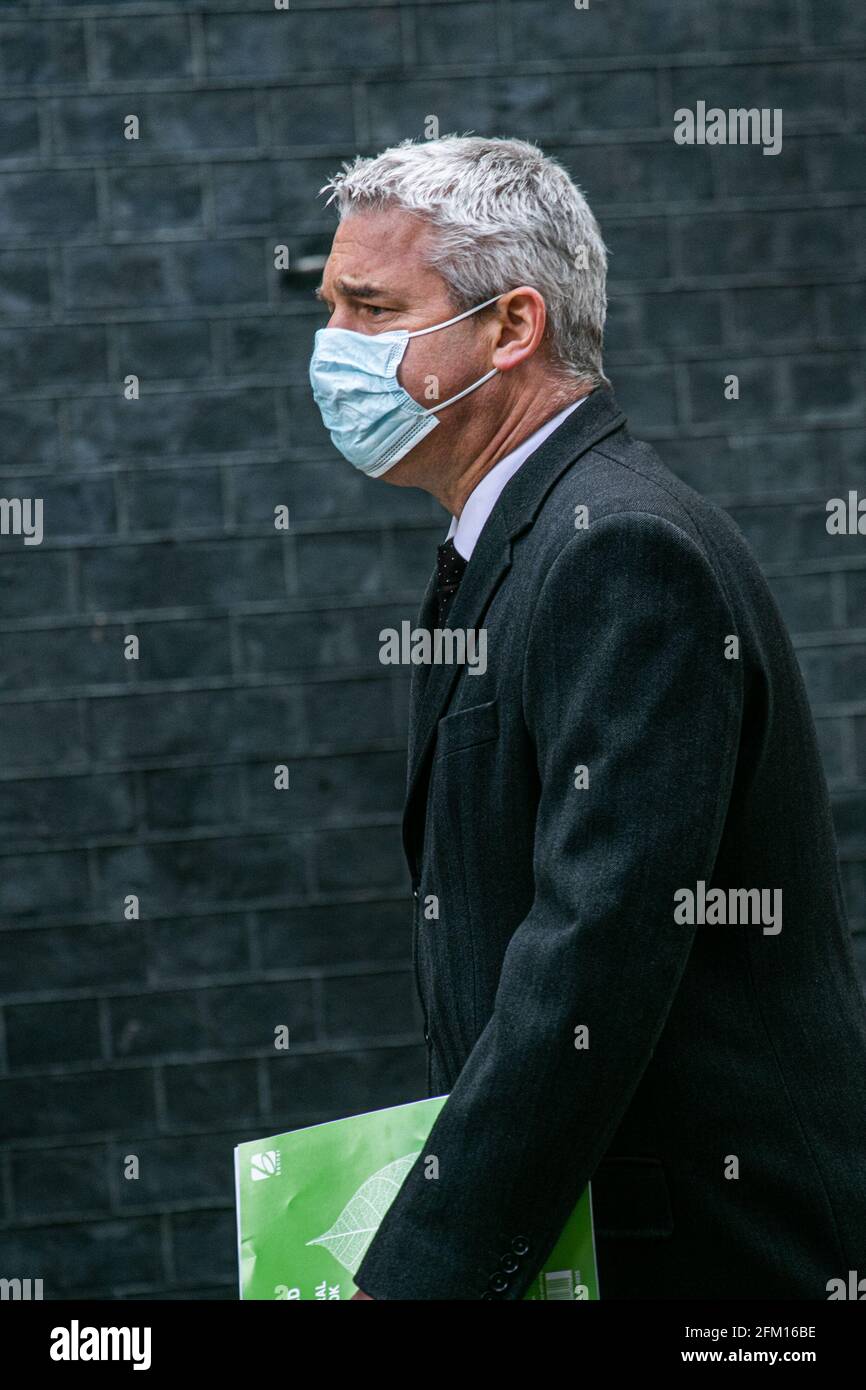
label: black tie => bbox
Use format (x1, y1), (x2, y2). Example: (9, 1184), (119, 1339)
(435, 538), (468, 627)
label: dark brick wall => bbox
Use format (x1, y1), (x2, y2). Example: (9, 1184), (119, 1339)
(0, 0), (862, 1299)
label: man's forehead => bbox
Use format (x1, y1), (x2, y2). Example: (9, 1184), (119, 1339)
(334, 205), (431, 252)
(321, 209), (439, 294)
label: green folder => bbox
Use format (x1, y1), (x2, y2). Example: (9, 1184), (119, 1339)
(235, 1094), (599, 1300)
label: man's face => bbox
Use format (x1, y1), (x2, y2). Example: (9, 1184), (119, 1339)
(316, 208), (501, 482)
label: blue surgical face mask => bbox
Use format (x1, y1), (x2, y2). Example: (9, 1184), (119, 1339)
(309, 293), (505, 477)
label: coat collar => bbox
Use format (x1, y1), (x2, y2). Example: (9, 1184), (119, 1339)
(401, 384), (627, 876)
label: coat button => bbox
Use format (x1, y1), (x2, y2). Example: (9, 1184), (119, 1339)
(500, 1254), (519, 1273)
(413, 887), (419, 900)
(511, 1236), (530, 1256)
(488, 1271), (509, 1293)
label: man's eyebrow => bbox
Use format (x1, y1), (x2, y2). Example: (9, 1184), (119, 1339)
(315, 279), (393, 302)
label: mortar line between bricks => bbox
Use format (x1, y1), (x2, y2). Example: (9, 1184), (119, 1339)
(843, 60), (862, 127)
(0, 0), (840, 13)
(199, 158), (218, 236)
(1, 717), (861, 783)
(29, 914), (866, 1006)
(12, 731), (864, 781)
(4, 266), (866, 306)
(253, 81), (272, 156)
(0, 667), (414, 692)
(1, 885), (855, 936)
(831, 570), (849, 628)
(351, 75), (370, 147)
(97, 995), (112, 1066)
(3, 368), (866, 412)
(310, 973), (326, 1044)
(236, 759), (251, 831)
(0, 1032), (427, 1082)
(207, 315), (229, 379)
(85, 840), (101, 908)
(699, 0), (720, 49)
(6, 811), (866, 862)
(0, 1149), (13, 1225)
(160, 1211), (175, 1287)
(655, 64), (673, 130)
(0, 521), (438, 547)
(188, 7), (207, 84)
(218, 450), (239, 530)
(3, 1115), (406, 1165)
(1, 412), (847, 463)
(0, 0), (465, 11)
(246, 909), (261, 974)
(109, 468), (127, 536)
(82, 14), (100, 87)
(5, 1279), (239, 1300)
(840, 716), (861, 786)
(2, 47), (865, 94)
(11, 0), (406, 11)
(1, 580), (864, 645)
(6, 130), (865, 172)
(130, 764), (148, 828)
(672, 358), (691, 428)
(0, 809), (404, 846)
(256, 1053), (271, 1130)
(0, 659), (422, 684)
(793, 631), (866, 649)
(1, 730), (859, 783)
(152, 1061), (169, 1135)
(0, 885), (414, 932)
(103, 313), (121, 383)
(2, 495), (865, 552)
(34, 91), (50, 163)
(496, 0), (513, 64)
(104, 1137), (124, 1220)
(0, 1100), (425, 1168)
(796, 0), (815, 48)
(0, 1204), (231, 1241)
(4, 338), (864, 401)
(76, 697), (88, 767)
(1, 268), (864, 323)
(65, 548), (82, 615)
(42, 262), (62, 345)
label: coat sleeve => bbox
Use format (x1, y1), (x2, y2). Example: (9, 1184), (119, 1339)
(354, 510), (743, 1299)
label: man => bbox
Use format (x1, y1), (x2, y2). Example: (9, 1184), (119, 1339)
(309, 136), (866, 1300)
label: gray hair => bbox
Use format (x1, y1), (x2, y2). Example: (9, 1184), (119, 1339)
(319, 135), (609, 389)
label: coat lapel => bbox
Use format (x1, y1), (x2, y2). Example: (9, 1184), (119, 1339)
(401, 385), (628, 875)
(405, 566), (439, 780)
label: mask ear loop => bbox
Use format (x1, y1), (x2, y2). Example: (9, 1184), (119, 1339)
(405, 292), (505, 338)
(421, 367), (500, 415)
(406, 292), (505, 414)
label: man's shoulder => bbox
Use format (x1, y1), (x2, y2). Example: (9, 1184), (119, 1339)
(533, 421), (743, 573)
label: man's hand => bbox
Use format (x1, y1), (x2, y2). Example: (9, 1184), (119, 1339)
(351, 1289), (374, 1300)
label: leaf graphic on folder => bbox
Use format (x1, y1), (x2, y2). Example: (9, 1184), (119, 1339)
(306, 1152), (419, 1275)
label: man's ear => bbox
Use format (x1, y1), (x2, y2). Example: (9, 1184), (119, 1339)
(491, 287), (547, 372)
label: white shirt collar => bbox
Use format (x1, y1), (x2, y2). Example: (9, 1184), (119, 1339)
(445, 397), (587, 560)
